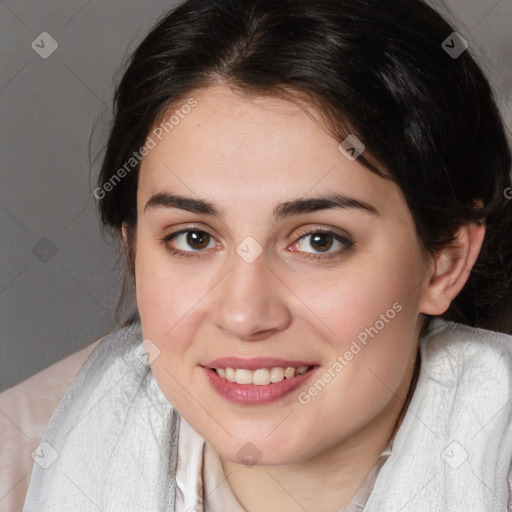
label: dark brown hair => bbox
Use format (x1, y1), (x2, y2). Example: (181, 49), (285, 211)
(96, 0), (512, 333)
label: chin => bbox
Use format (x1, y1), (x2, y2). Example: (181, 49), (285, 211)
(213, 434), (312, 467)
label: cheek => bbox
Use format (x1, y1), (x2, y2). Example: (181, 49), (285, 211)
(133, 244), (212, 399)
(134, 246), (205, 406)
(134, 243), (206, 334)
(292, 250), (420, 348)
(300, 303), (416, 446)
(290, 243), (422, 415)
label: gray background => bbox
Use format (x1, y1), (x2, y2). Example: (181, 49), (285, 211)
(1, 0), (511, 393)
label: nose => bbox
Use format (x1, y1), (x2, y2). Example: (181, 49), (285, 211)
(212, 252), (292, 341)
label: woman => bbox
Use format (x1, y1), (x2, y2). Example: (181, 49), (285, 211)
(23, 0), (512, 510)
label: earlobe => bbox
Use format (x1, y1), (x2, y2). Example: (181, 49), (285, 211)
(121, 223), (129, 248)
(121, 222), (136, 281)
(419, 221), (486, 316)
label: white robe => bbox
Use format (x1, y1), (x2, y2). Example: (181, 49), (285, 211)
(22, 318), (512, 511)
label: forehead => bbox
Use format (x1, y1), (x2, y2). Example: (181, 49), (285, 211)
(138, 84), (406, 219)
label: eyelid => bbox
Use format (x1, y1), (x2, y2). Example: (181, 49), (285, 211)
(292, 225), (353, 242)
(161, 223), (218, 243)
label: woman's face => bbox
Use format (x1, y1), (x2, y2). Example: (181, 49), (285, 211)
(132, 84), (431, 465)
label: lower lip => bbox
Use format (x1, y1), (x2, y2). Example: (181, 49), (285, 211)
(202, 366), (319, 405)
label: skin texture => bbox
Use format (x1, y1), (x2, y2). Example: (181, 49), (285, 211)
(124, 84), (485, 511)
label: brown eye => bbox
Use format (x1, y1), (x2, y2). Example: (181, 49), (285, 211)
(164, 229), (216, 253)
(290, 229), (354, 257)
(186, 231), (211, 250)
(309, 233), (334, 252)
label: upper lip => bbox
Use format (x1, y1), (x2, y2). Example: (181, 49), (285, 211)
(202, 357), (318, 370)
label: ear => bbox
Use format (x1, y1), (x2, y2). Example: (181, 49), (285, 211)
(121, 222), (136, 265)
(121, 222), (130, 250)
(121, 222), (136, 276)
(419, 221), (486, 316)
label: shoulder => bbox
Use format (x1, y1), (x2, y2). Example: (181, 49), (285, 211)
(422, 318), (512, 361)
(52, 321), (146, 409)
(421, 318), (512, 403)
(23, 321), (181, 510)
(38, 320), (177, 444)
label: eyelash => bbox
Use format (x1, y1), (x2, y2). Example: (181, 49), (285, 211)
(160, 227), (355, 260)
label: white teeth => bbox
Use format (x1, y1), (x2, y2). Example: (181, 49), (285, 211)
(235, 369), (253, 385)
(284, 367), (296, 379)
(253, 368), (271, 385)
(215, 365), (311, 385)
(296, 366), (309, 375)
(270, 367), (284, 383)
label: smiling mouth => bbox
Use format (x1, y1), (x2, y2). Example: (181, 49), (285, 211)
(211, 365), (315, 385)
(203, 364), (320, 405)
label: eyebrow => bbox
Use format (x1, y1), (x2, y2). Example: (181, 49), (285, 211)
(143, 192), (379, 220)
